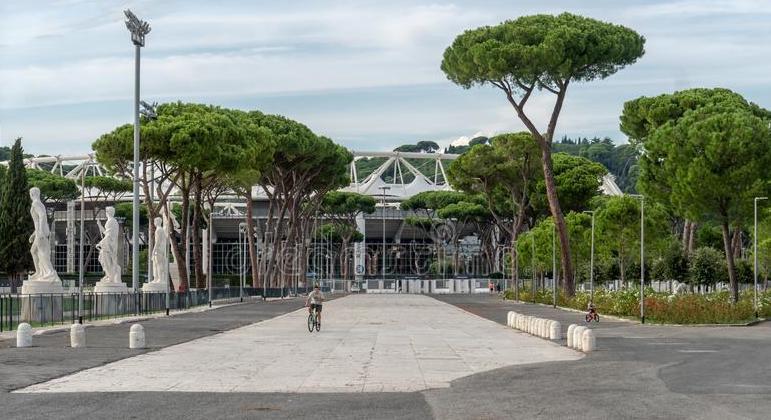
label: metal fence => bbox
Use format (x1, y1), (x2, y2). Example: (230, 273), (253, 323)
(0, 287), (271, 332)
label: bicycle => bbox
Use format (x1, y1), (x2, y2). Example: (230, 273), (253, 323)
(307, 306), (321, 332)
(585, 308), (600, 323)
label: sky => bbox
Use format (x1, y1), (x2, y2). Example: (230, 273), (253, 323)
(1, 0), (770, 155)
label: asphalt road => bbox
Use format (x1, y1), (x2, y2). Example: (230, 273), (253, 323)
(2, 294), (770, 419)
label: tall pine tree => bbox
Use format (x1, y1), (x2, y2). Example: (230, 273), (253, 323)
(0, 139), (34, 291)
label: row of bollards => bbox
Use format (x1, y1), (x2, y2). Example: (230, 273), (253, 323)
(15, 322), (146, 350)
(506, 311), (595, 352)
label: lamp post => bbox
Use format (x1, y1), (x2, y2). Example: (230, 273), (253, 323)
(531, 233), (535, 303)
(239, 222), (245, 302)
(77, 163), (86, 324)
(631, 194), (645, 324)
(583, 211), (596, 304)
(552, 222), (557, 308)
(754, 197), (768, 318)
(378, 186), (390, 285)
(124, 9), (150, 314)
(207, 203), (213, 307)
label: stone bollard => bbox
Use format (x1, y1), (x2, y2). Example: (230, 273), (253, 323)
(550, 321), (562, 340)
(129, 324), (145, 349)
(582, 328), (596, 352)
(70, 323), (86, 348)
(542, 320), (549, 338)
(538, 319), (545, 337)
(566, 324), (577, 348)
(16, 323), (32, 348)
(573, 326), (587, 350)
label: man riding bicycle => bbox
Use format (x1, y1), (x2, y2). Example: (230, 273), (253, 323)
(306, 284), (325, 324)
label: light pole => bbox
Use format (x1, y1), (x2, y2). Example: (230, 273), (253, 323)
(378, 186), (390, 285)
(207, 203), (213, 307)
(754, 197), (768, 318)
(77, 163), (86, 324)
(239, 222), (245, 302)
(552, 222), (557, 308)
(631, 194), (645, 324)
(531, 233), (536, 303)
(584, 211), (596, 304)
(124, 9), (150, 314)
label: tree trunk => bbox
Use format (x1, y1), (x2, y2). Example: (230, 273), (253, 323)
(539, 146), (574, 296)
(731, 228), (742, 260)
(244, 194), (260, 289)
(688, 222), (697, 254)
(682, 221), (691, 251)
(721, 222), (739, 303)
(192, 177), (205, 289)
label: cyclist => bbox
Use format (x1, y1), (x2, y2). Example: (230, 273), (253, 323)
(306, 284), (325, 324)
(586, 301), (598, 321)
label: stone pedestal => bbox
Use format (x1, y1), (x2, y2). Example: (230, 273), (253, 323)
(20, 280), (65, 324)
(142, 281), (167, 292)
(92, 281), (131, 316)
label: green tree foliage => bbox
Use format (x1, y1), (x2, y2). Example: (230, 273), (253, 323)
(448, 132), (542, 292)
(532, 153), (607, 215)
(0, 139), (34, 287)
(553, 136), (639, 193)
(441, 12), (645, 295)
(394, 141), (440, 153)
(594, 196), (669, 286)
(622, 88), (771, 302)
(320, 192), (376, 280)
(651, 239), (689, 284)
(26, 169), (79, 205)
(689, 247), (727, 288)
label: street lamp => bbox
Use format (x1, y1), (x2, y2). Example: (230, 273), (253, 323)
(583, 211), (596, 304)
(378, 186), (391, 285)
(630, 194), (645, 324)
(239, 222), (246, 302)
(206, 203), (213, 308)
(77, 161), (88, 324)
(552, 222), (557, 308)
(124, 9), (151, 314)
(754, 197), (768, 318)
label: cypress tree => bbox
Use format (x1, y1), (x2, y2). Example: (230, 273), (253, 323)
(0, 139), (34, 291)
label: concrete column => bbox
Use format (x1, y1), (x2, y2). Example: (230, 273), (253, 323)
(581, 329), (596, 352)
(549, 321), (562, 340)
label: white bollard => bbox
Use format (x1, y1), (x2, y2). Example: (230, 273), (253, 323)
(573, 326), (587, 350)
(538, 319), (545, 337)
(541, 320), (549, 338)
(550, 321), (562, 340)
(529, 317), (534, 334)
(16, 323), (32, 348)
(70, 323), (86, 348)
(566, 324), (577, 348)
(129, 324), (145, 349)
(582, 328), (596, 352)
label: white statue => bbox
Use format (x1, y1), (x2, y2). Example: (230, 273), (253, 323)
(151, 216), (169, 285)
(28, 187), (59, 283)
(96, 206), (121, 283)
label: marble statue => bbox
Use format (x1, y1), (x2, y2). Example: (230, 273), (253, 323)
(28, 187), (59, 283)
(152, 216), (169, 285)
(96, 206), (121, 283)
(143, 216), (169, 292)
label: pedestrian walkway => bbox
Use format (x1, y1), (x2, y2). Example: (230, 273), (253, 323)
(18, 294), (581, 394)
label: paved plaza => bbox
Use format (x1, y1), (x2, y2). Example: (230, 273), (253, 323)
(3, 294), (771, 419)
(17, 294), (581, 393)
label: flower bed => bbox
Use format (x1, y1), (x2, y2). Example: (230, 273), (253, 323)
(504, 287), (770, 324)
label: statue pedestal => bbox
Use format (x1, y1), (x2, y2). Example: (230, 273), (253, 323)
(20, 280), (65, 324)
(93, 281), (130, 316)
(142, 282), (167, 292)
(93, 281), (129, 294)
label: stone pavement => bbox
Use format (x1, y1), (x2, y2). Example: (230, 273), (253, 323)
(17, 294), (582, 394)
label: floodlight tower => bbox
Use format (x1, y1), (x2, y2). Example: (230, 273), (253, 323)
(124, 9), (151, 313)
